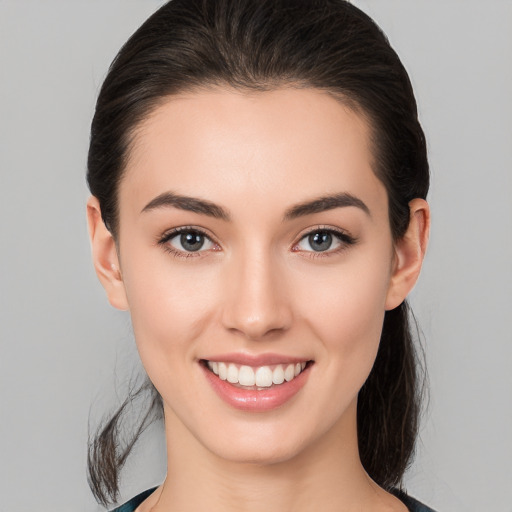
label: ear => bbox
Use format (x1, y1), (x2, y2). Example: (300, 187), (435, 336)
(385, 198), (430, 311)
(86, 196), (129, 311)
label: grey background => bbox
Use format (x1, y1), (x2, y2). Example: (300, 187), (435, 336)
(1, 1), (511, 511)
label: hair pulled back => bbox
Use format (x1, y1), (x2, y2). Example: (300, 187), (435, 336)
(87, 0), (429, 506)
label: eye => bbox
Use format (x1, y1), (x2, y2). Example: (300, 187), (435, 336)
(160, 228), (216, 255)
(294, 228), (356, 253)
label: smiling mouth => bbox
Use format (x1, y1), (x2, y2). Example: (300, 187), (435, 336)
(201, 360), (312, 389)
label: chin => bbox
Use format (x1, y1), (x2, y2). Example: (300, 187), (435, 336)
(194, 408), (344, 468)
(207, 432), (310, 466)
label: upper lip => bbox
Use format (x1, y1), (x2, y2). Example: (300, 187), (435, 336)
(201, 352), (312, 366)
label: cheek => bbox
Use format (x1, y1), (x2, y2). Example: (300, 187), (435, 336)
(301, 254), (390, 334)
(119, 248), (220, 380)
(296, 254), (391, 387)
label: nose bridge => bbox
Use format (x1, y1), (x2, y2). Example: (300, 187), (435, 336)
(221, 244), (292, 339)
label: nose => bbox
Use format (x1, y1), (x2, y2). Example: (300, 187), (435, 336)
(221, 249), (293, 340)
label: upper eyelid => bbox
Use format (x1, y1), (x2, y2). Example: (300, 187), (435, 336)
(294, 225), (354, 242)
(158, 225), (216, 244)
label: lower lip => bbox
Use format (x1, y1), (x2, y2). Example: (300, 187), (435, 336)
(201, 363), (311, 412)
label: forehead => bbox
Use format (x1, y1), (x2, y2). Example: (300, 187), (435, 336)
(120, 87), (386, 220)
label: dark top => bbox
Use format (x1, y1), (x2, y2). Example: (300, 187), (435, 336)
(111, 487), (437, 512)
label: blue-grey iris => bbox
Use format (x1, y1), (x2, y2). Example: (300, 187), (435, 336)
(181, 232), (204, 251)
(309, 231), (332, 252)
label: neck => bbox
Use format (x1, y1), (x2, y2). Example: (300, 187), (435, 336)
(147, 400), (391, 512)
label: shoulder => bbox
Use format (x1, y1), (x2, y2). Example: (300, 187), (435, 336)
(392, 489), (438, 512)
(109, 488), (158, 512)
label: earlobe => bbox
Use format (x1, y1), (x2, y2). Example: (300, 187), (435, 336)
(385, 198), (430, 311)
(86, 196), (129, 311)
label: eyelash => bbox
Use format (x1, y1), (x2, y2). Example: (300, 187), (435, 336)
(157, 226), (219, 259)
(157, 226), (357, 259)
(292, 226), (357, 258)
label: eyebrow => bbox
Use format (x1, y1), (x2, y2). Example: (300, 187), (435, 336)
(284, 193), (370, 220)
(141, 191), (231, 220)
(141, 191), (370, 222)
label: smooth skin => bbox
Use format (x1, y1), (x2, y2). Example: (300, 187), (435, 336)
(88, 87), (429, 512)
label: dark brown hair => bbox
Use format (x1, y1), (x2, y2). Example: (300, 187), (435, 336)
(87, 0), (429, 506)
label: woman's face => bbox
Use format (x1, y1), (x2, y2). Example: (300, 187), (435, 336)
(110, 87), (406, 464)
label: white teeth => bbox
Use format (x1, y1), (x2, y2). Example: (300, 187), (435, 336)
(206, 360), (308, 387)
(227, 363), (238, 383)
(255, 366), (273, 387)
(272, 365), (285, 385)
(218, 362), (227, 380)
(284, 364), (295, 382)
(238, 365), (255, 386)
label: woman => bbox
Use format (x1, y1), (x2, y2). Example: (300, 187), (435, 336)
(86, 0), (432, 510)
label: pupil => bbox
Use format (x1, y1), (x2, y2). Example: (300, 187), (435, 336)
(181, 232), (204, 252)
(309, 231), (332, 251)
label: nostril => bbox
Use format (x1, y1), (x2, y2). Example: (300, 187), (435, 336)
(221, 301), (294, 340)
